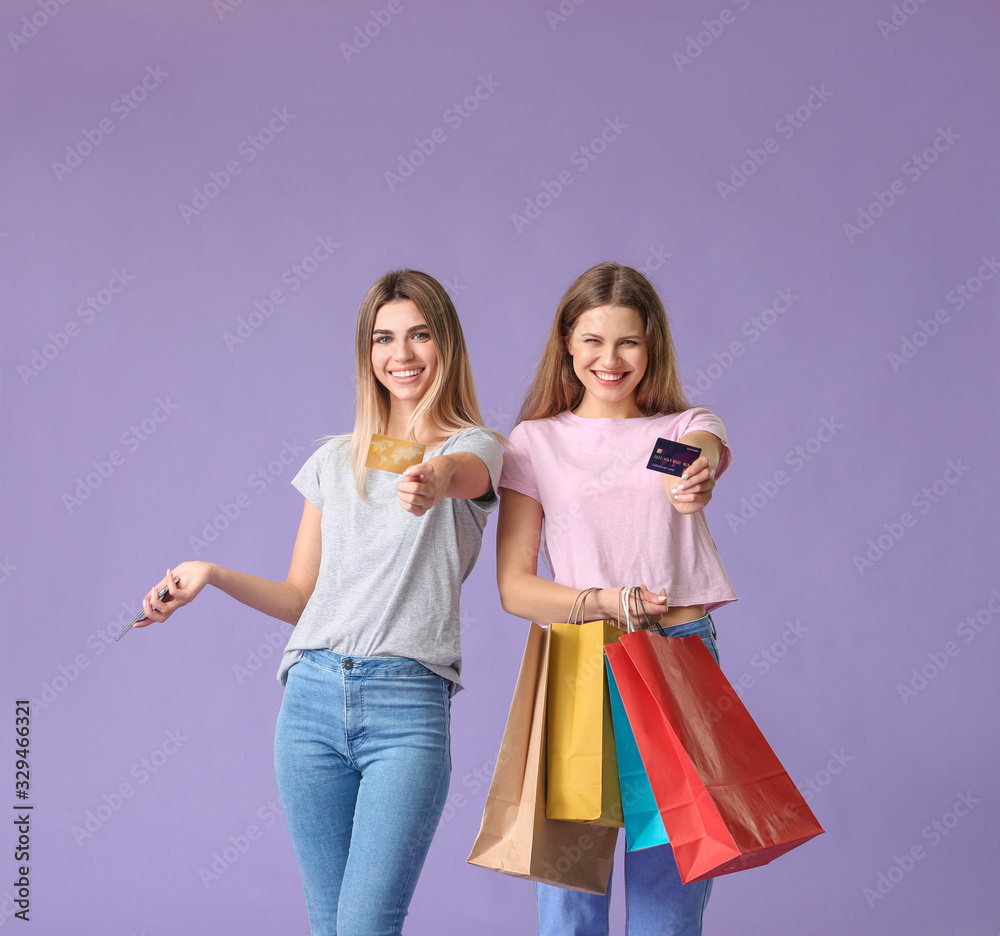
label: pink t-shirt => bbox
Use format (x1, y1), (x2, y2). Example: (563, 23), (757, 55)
(500, 408), (738, 612)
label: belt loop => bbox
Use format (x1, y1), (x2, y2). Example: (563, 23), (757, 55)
(708, 614), (717, 640)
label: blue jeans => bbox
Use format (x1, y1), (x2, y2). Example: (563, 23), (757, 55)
(536, 614), (719, 936)
(274, 649), (451, 936)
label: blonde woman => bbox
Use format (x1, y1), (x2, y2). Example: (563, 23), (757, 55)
(137, 270), (504, 936)
(496, 262), (737, 936)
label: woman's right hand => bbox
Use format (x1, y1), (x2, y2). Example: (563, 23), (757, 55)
(595, 585), (667, 624)
(135, 561), (214, 628)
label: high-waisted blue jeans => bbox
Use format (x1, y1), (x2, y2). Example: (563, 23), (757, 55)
(274, 649), (451, 936)
(536, 614), (720, 936)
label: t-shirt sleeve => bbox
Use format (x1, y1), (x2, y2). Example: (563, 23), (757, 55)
(291, 442), (330, 509)
(499, 421), (540, 502)
(446, 427), (505, 513)
(675, 407), (733, 477)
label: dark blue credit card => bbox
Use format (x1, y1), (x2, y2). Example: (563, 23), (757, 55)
(646, 438), (702, 477)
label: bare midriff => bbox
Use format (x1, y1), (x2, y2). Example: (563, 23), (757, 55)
(655, 603), (708, 629)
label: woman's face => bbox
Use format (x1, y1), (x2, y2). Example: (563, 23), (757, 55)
(567, 305), (648, 408)
(370, 300), (438, 404)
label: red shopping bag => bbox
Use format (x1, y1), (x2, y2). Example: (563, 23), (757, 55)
(605, 630), (823, 883)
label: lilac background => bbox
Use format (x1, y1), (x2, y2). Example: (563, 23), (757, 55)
(2, 0), (998, 933)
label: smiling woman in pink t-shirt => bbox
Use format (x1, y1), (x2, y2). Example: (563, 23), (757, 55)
(497, 261), (737, 936)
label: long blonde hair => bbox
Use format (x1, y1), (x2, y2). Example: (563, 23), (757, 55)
(349, 269), (500, 497)
(517, 262), (690, 424)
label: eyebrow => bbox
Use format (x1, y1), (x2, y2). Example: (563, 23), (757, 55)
(372, 324), (430, 335)
(578, 332), (644, 340)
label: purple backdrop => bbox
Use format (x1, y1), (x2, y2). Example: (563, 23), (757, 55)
(2, 1), (998, 933)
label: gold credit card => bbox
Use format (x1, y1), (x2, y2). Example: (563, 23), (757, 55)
(365, 434), (426, 473)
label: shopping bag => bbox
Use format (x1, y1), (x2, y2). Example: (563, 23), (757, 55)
(605, 657), (670, 852)
(546, 588), (625, 826)
(605, 629), (824, 883)
(467, 622), (618, 893)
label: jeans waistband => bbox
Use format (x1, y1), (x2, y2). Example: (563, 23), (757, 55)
(301, 649), (438, 678)
(657, 612), (716, 641)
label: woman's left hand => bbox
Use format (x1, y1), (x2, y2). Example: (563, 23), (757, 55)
(665, 455), (716, 514)
(397, 461), (450, 516)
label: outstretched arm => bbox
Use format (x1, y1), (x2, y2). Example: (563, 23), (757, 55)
(395, 452), (492, 516)
(136, 498), (322, 628)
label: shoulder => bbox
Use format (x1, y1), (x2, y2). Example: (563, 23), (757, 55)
(299, 436), (351, 470)
(657, 407), (728, 435)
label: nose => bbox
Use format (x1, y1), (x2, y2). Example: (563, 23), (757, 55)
(393, 339), (414, 361)
(600, 345), (621, 368)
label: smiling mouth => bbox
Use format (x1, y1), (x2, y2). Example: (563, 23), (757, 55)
(389, 368), (424, 380)
(592, 370), (628, 383)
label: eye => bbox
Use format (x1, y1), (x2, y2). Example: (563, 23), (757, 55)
(620, 339), (638, 346)
(412, 331), (431, 341)
(584, 338), (600, 344)
(373, 335), (391, 344)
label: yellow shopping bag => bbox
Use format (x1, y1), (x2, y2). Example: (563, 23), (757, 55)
(546, 588), (625, 827)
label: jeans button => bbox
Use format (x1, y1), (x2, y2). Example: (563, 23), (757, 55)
(343, 660), (354, 670)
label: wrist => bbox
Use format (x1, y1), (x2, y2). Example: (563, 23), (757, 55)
(594, 587), (619, 620)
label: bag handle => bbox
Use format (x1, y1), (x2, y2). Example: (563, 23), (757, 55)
(619, 585), (666, 635)
(567, 587), (601, 626)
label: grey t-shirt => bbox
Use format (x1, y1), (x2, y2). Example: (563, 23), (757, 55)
(277, 427), (504, 692)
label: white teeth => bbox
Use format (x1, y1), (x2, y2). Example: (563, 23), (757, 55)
(594, 371), (625, 381)
(390, 369), (422, 378)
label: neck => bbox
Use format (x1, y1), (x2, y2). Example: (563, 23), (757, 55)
(385, 401), (439, 444)
(573, 393), (643, 420)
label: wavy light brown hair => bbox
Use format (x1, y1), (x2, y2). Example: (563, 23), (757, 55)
(349, 269), (500, 497)
(517, 261), (690, 424)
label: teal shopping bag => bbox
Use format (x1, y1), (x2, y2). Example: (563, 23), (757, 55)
(605, 657), (669, 852)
